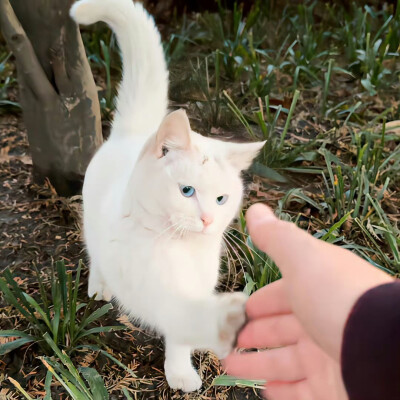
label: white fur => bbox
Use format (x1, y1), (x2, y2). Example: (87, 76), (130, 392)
(70, 0), (167, 135)
(71, 0), (264, 392)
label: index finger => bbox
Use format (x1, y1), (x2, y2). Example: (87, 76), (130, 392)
(246, 279), (291, 320)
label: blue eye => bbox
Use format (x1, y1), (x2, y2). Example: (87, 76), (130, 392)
(216, 195), (228, 205)
(180, 185), (195, 197)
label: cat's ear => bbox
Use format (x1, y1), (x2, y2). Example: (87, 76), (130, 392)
(226, 141), (266, 171)
(155, 109), (191, 157)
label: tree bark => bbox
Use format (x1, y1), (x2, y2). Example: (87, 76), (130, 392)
(0, 0), (102, 196)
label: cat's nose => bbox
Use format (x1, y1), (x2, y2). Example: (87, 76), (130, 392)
(201, 214), (214, 227)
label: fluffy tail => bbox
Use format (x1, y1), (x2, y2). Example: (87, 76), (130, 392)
(70, 0), (168, 136)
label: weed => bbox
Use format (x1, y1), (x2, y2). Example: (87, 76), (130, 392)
(0, 51), (20, 112)
(190, 52), (224, 129)
(321, 121), (400, 221)
(336, 3), (400, 94)
(0, 260), (124, 356)
(224, 212), (281, 295)
(163, 15), (200, 65)
(10, 332), (136, 399)
(224, 89), (319, 176)
(82, 25), (120, 120)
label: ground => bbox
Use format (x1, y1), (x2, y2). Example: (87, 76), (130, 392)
(1, 1), (400, 399)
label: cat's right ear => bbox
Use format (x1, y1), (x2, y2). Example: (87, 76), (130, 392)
(155, 109), (191, 157)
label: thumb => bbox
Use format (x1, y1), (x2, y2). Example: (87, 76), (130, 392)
(246, 203), (313, 273)
(245, 203), (392, 360)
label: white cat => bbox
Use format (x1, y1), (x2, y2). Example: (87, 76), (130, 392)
(70, 0), (264, 392)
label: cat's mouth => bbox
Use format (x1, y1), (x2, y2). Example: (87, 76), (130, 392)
(201, 226), (213, 235)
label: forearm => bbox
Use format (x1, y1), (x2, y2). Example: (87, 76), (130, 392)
(341, 281), (400, 399)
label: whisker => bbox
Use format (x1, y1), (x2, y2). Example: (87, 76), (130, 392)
(155, 221), (181, 239)
(168, 223), (183, 241)
(179, 224), (187, 239)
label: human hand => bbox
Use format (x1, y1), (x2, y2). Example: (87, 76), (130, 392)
(223, 203), (392, 399)
(224, 279), (348, 399)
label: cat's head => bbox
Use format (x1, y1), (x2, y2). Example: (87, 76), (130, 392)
(126, 109), (264, 237)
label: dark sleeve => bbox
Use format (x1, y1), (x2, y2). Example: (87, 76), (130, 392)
(341, 281), (400, 400)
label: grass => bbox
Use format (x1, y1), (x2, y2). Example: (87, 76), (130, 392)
(1, 0), (400, 398)
(0, 51), (20, 112)
(11, 332), (135, 399)
(81, 24), (120, 121)
(0, 260), (125, 357)
(0, 261), (134, 398)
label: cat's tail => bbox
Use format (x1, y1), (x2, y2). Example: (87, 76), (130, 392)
(70, 0), (168, 137)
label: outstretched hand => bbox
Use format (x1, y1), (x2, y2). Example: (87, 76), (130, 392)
(225, 279), (347, 399)
(223, 204), (392, 400)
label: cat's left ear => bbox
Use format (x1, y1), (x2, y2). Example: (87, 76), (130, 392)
(155, 109), (191, 157)
(226, 141), (266, 171)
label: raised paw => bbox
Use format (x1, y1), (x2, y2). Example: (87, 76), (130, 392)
(214, 292), (248, 359)
(88, 286), (104, 301)
(88, 279), (112, 302)
(102, 287), (113, 302)
(165, 367), (202, 392)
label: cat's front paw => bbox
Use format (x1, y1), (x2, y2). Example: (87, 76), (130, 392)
(88, 281), (112, 302)
(214, 292), (248, 359)
(165, 367), (202, 392)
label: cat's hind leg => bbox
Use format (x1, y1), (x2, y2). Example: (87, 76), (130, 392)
(164, 340), (202, 392)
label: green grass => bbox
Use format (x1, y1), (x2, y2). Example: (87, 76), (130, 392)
(0, 260), (136, 398)
(0, 51), (20, 112)
(11, 333), (136, 399)
(82, 24), (120, 121)
(0, 260), (125, 355)
(224, 211), (281, 295)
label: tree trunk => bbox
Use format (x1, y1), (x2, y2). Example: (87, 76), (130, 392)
(0, 0), (102, 196)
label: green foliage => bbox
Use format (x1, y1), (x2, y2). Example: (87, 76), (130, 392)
(335, 3), (400, 95)
(163, 15), (201, 65)
(212, 374), (265, 389)
(9, 333), (111, 400)
(190, 52), (223, 129)
(40, 333), (110, 400)
(321, 122), (399, 222)
(0, 51), (20, 112)
(277, 119), (399, 271)
(203, 2), (261, 81)
(82, 24), (120, 120)
(285, 2), (331, 88)
(0, 260), (124, 356)
(224, 212), (280, 295)
(224, 89), (319, 173)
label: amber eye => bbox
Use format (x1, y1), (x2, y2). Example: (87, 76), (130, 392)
(216, 195), (228, 205)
